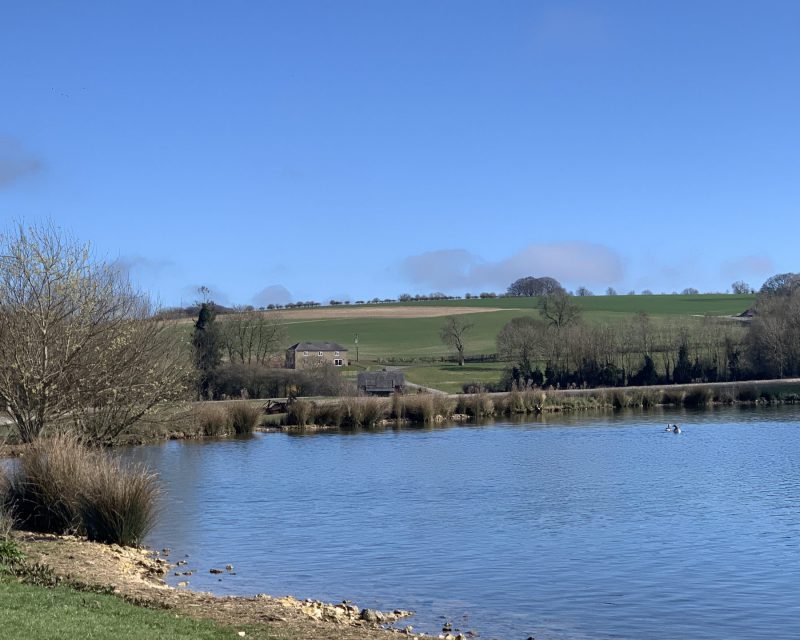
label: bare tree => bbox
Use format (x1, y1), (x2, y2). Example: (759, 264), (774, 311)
(538, 290), (581, 330)
(0, 222), (189, 444)
(731, 280), (753, 295)
(220, 307), (286, 365)
(439, 316), (473, 366)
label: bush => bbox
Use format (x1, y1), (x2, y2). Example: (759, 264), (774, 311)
(227, 402), (261, 434)
(341, 397), (389, 427)
(197, 404), (230, 437)
(1, 434), (159, 546)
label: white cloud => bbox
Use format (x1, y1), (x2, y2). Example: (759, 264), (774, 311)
(400, 242), (624, 291)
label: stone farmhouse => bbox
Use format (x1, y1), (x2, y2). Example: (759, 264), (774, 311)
(285, 341), (348, 370)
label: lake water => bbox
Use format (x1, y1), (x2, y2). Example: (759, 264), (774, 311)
(128, 406), (800, 639)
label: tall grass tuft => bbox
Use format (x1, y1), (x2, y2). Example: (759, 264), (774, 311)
(287, 399), (314, 426)
(0, 471), (13, 540)
(661, 388), (685, 406)
(314, 402), (345, 427)
(2, 434), (91, 534)
(197, 404), (231, 437)
(341, 397), (389, 427)
(227, 402), (261, 434)
(399, 394), (435, 422)
(736, 385), (759, 402)
(0, 434), (160, 546)
(80, 456), (159, 547)
(684, 386), (714, 407)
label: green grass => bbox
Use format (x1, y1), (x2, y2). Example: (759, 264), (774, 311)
(0, 576), (257, 640)
(386, 293), (755, 315)
(403, 362), (508, 393)
(282, 295), (754, 362)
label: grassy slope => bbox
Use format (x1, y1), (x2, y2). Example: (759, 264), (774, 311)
(0, 576), (259, 640)
(283, 295), (755, 362)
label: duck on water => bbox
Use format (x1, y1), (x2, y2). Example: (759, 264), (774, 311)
(665, 424), (682, 434)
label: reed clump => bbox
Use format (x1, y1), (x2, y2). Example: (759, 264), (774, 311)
(1, 434), (159, 546)
(196, 404), (231, 437)
(287, 399), (314, 426)
(683, 386), (714, 407)
(227, 402), (261, 434)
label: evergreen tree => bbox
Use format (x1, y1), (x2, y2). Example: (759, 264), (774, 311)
(192, 302), (221, 398)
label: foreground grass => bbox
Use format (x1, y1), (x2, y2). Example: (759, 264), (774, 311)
(0, 576), (254, 640)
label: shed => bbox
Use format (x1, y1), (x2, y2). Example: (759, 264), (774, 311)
(357, 371), (405, 395)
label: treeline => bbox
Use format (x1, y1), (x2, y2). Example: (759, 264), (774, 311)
(495, 273), (800, 391)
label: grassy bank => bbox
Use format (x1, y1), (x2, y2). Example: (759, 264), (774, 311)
(0, 577), (247, 640)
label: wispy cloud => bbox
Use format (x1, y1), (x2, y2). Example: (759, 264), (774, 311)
(400, 242), (624, 291)
(112, 255), (175, 279)
(252, 284), (293, 307)
(0, 136), (43, 189)
(720, 255), (775, 279)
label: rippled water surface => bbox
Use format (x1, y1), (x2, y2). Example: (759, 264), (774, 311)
(128, 407), (800, 639)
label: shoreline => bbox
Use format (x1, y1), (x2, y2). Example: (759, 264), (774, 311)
(3, 378), (800, 455)
(10, 531), (433, 640)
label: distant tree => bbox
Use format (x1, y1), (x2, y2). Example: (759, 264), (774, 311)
(606, 287), (618, 296)
(439, 316), (473, 366)
(496, 316), (548, 379)
(672, 342), (693, 383)
(539, 290), (581, 330)
(731, 280), (753, 295)
(576, 286), (593, 296)
(759, 273), (800, 297)
(681, 287), (700, 295)
(220, 307), (286, 366)
(507, 276), (563, 297)
(192, 301), (222, 398)
(641, 289), (653, 295)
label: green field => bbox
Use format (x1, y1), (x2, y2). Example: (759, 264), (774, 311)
(283, 295), (754, 361)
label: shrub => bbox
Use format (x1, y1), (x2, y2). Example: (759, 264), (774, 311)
(80, 457), (159, 547)
(197, 405), (230, 437)
(227, 402), (261, 434)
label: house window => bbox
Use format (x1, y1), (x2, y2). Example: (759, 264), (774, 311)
(318, 351), (323, 356)
(334, 351), (340, 356)
(334, 359), (343, 366)
(303, 351), (308, 357)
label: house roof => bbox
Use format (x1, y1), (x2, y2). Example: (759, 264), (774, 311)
(288, 341), (348, 352)
(357, 371), (405, 389)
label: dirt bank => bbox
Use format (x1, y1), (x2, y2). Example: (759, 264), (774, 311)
(13, 532), (428, 640)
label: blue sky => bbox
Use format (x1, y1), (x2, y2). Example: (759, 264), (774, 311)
(1, 1), (798, 306)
